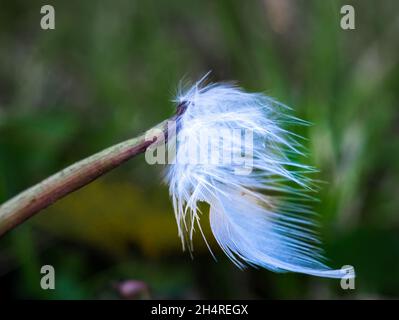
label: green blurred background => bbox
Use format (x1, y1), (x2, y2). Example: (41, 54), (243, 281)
(0, 0), (398, 299)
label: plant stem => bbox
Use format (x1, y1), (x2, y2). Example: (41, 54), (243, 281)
(0, 119), (169, 237)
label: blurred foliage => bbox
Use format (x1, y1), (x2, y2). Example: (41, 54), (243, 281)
(0, 0), (398, 299)
(36, 180), (213, 258)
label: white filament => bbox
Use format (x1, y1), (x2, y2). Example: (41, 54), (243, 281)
(165, 75), (354, 278)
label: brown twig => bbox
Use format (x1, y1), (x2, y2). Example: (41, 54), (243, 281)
(0, 119), (170, 237)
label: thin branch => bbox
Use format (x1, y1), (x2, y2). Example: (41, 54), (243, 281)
(0, 119), (170, 237)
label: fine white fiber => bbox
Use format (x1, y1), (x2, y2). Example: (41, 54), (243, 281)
(164, 74), (354, 279)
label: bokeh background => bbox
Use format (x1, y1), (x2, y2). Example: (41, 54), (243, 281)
(0, 0), (398, 299)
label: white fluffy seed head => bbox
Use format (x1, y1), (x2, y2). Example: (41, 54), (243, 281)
(165, 75), (354, 278)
